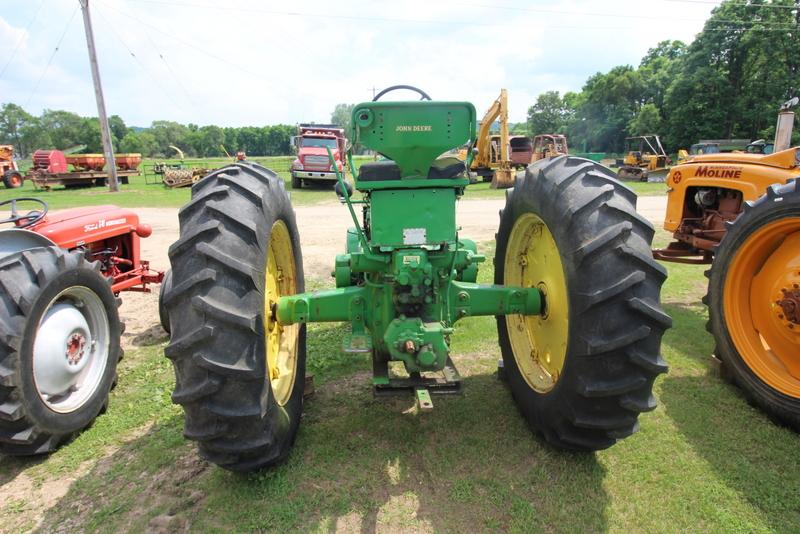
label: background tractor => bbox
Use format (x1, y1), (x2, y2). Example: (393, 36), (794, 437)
(654, 97), (800, 430)
(163, 86), (669, 472)
(0, 145), (24, 189)
(0, 198), (162, 455)
(617, 135), (671, 182)
(531, 134), (569, 162)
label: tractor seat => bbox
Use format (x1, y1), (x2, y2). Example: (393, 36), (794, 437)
(358, 156), (466, 182)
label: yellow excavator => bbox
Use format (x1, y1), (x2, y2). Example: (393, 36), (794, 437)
(468, 89), (515, 188)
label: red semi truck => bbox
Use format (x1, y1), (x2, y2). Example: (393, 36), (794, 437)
(290, 124), (347, 189)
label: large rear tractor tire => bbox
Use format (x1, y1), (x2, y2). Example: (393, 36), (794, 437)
(0, 247), (122, 455)
(707, 180), (800, 430)
(158, 269), (172, 335)
(164, 162), (306, 471)
(496, 156), (670, 450)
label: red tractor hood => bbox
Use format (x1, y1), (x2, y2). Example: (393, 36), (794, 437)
(33, 205), (148, 249)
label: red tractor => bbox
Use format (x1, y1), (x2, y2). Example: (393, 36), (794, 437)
(0, 198), (162, 455)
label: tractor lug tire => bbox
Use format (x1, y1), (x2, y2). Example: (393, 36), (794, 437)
(0, 247), (122, 455)
(495, 156), (670, 451)
(3, 171), (23, 189)
(158, 269), (172, 335)
(706, 180), (800, 430)
(165, 162), (306, 472)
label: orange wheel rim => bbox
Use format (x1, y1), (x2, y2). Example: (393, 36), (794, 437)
(724, 218), (800, 397)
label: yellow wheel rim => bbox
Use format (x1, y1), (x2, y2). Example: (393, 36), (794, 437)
(724, 218), (800, 397)
(504, 213), (569, 393)
(264, 220), (300, 406)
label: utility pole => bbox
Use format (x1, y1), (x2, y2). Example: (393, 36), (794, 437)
(78, 0), (119, 192)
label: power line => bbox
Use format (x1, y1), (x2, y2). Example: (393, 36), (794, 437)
(0, 0), (46, 80)
(98, 0), (265, 80)
(100, 0), (320, 102)
(144, 32), (196, 108)
(24, 6), (80, 108)
(93, 3), (188, 109)
(120, 0), (798, 31)
(665, 0), (798, 8)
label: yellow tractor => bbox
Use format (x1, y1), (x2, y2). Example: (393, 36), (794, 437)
(1, 145), (24, 189)
(617, 135), (671, 182)
(654, 97), (800, 430)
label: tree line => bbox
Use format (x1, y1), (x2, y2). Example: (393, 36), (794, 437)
(3, 0), (797, 159)
(0, 104), (297, 159)
(527, 0), (800, 153)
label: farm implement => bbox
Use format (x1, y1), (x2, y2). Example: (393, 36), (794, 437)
(20, 150), (143, 190)
(163, 87), (669, 471)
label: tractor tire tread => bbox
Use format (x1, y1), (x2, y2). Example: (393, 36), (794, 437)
(706, 179), (800, 430)
(165, 163), (306, 472)
(496, 156), (669, 451)
(0, 247), (121, 455)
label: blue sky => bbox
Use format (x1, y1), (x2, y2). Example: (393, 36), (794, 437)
(0, 0), (716, 127)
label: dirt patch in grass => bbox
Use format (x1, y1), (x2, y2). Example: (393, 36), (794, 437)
(0, 460), (92, 533)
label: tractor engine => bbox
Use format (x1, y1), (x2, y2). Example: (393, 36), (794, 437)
(81, 235), (136, 279)
(674, 187), (743, 251)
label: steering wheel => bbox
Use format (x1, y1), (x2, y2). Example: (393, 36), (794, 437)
(373, 85), (432, 102)
(0, 198), (49, 229)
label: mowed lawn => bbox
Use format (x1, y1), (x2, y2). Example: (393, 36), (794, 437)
(0, 156), (669, 212)
(0, 223), (797, 533)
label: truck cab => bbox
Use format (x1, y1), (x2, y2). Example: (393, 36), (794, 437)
(290, 124), (347, 189)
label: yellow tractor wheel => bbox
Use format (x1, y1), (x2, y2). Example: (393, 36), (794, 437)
(164, 162), (306, 471)
(707, 180), (800, 429)
(495, 156), (670, 450)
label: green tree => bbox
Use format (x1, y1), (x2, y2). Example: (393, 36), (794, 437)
(0, 103), (35, 155)
(331, 103), (354, 132)
(108, 114), (128, 145)
(663, 0), (799, 148)
(150, 120), (189, 156)
(199, 125), (225, 156)
(628, 103), (663, 136)
(263, 125), (294, 155)
(78, 118), (102, 153)
(40, 109), (88, 150)
(119, 131), (157, 156)
(574, 66), (643, 151)
(526, 91), (568, 135)
(639, 40), (686, 111)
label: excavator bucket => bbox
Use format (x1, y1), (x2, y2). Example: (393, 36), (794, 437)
(490, 167), (514, 189)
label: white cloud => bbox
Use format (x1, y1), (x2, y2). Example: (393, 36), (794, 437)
(0, 0), (716, 126)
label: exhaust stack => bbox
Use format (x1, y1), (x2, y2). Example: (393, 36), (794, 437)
(774, 97), (798, 152)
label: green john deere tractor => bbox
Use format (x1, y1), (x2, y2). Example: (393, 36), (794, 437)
(163, 86), (670, 471)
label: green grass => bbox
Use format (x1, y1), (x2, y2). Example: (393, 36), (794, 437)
(1, 231), (798, 533)
(0, 156), (376, 210)
(1, 158), (665, 213)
